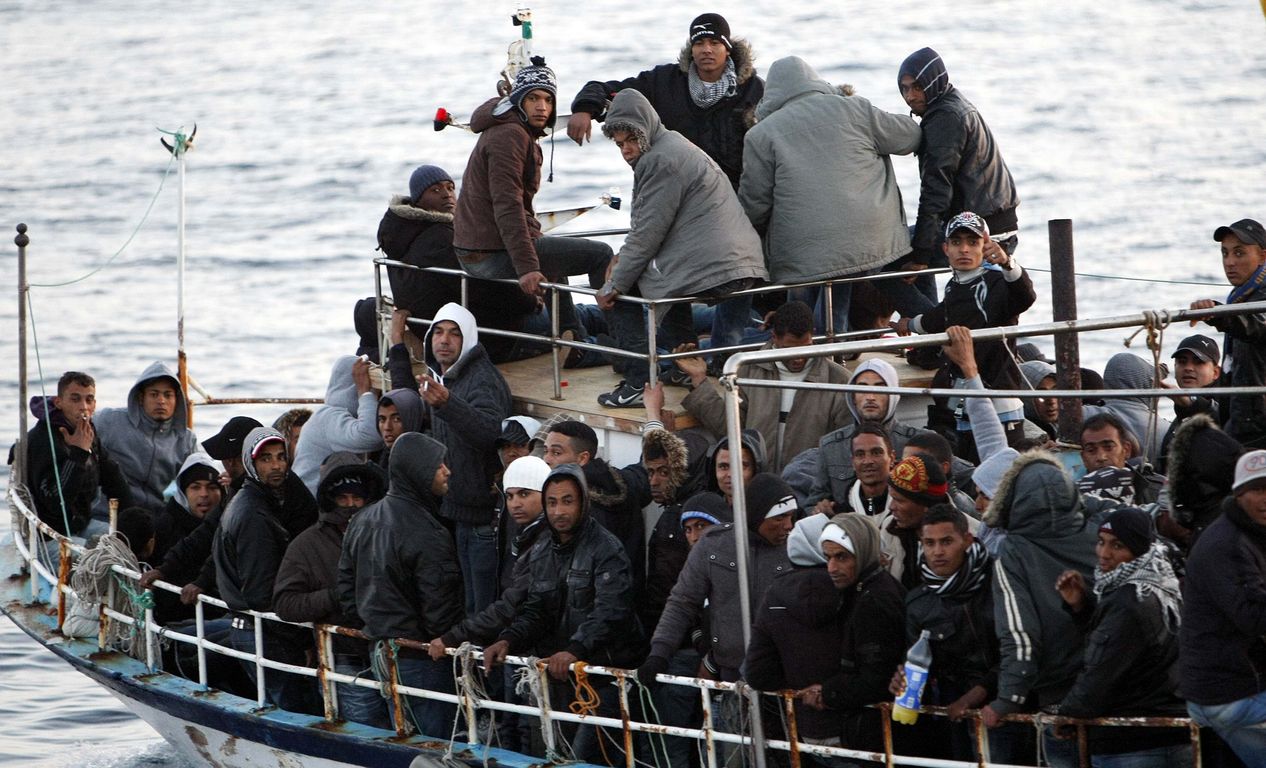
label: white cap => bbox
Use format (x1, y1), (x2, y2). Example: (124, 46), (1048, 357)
(1233, 450), (1266, 494)
(502, 455), (551, 493)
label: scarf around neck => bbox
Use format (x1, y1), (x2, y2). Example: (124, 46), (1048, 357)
(920, 540), (990, 599)
(1093, 543), (1182, 630)
(688, 58), (737, 109)
(1228, 261), (1266, 304)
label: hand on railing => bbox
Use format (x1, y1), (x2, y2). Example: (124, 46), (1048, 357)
(946, 684), (989, 722)
(519, 271), (547, 297)
(482, 639), (510, 672)
(390, 309), (410, 346)
(797, 683), (825, 711)
(941, 326), (979, 379)
(180, 583), (204, 606)
(427, 636), (448, 661)
(1189, 298), (1220, 327)
(138, 568), (164, 589)
(672, 343), (709, 388)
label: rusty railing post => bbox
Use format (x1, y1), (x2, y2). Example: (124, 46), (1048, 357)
(1049, 219), (1084, 442)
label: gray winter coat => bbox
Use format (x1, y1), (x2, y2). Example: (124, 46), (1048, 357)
(740, 57), (922, 282)
(93, 361), (198, 512)
(984, 452), (1098, 715)
(291, 356), (384, 495)
(603, 89), (766, 300)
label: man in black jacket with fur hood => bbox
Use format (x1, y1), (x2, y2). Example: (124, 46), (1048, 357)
(565, 13), (762, 188)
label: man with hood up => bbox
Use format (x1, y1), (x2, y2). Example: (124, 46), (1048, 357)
(378, 164), (540, 364)
(1082, 352), (1172, 463)
(338, 432), (463, 738)
(706, 428), (766, 508)
(809, 358), (927, 506)
(417, 302), (512, 615)
(291, 355), (383, 495)
(213, 426), (321, 715)
(890, 47), (1019, 319)
(375, 386), (423, 469)
(452, 58), (613, 342)
(740, 55), (921, 335)
(483, 464), (644, 765)
(979, 452), (1098, 767)
(93, 361), (198, 516)
(1164, 414), (1243, 549)
(594, 88), (767, 406)
(273, 453), (387, 728)
(566, 13), (763, 190)
(147, 452), (223, 625)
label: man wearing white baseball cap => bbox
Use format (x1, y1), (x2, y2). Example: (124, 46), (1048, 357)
(1181, 449), (1266, 764)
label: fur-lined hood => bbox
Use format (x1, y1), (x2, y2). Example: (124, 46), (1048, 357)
(1167, 413), (1242, 523)
(677, 38), (756, 85)
(642, 428), (689, 498)
(984, 450), (1085, 534)
(386, 194), (454, 224)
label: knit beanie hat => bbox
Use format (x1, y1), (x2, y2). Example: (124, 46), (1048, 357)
(1099, 506), (1154, 557)
(680, 491), (733, 527)
(408, 165), (453, 202)
(494, 56), (558, 122)
(973, 447), (1020, 499)
(888, 453), (949, 507)
(1077, 466), (1137, 506)
(178, 461), (220, 491)
(328, 475), (368, 499)
(745, 473), (799, 531)
(898, 47), (950, 103)
(688, 13), (732, 50)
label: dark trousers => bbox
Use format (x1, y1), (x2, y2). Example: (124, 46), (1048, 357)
(227, 617), (322, 715)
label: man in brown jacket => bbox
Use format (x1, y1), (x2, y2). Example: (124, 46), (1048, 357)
(452, 58), (613, 340)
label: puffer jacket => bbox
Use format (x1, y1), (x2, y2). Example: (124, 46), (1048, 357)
(1206, 283), (1266, 447)
(741, 56), (922, 281)
(499, 465), (645, 666)
(899, 48), (1019, 259)
(423, 303), (512, 524)
(291, 356), (383, 494)
(451, 97), (545, 277)
(378, 196), (538, 363)
(984, 452), (1098, 714)
(93, 361), (198, 513)
(338, 433), (464, 641)
(603, 89), (766, 300)
(1180, 496), (1266, 706)
(683, 341), (852, 472)
(571, 40), (763, 188)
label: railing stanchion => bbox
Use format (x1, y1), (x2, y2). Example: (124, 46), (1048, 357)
(616, 670), (634, 768)
(195, 599), (208, 689)
(551, 288), (563, 401)
(318, 625), (338, 722)
(537, 660), (559, 759)
(56, 539), (70, 630)
(824, 279), (836, 344)
(253, 615), (266, 707)
(975, 712), (990, 768)
(1049, 218), (1084, 442)
(1190, 721), (1203, 768)
(783, 691), (802, 768)
(384, 643), (409, 737)
(880, 702), (895, 768)
(28, 517), (40, 602)
(144, 602), (158, 672)
(647, 301), (659, 393)
(700, 684), (718, 768)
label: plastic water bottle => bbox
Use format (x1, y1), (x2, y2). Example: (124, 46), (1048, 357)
(892, 630), (932, 725)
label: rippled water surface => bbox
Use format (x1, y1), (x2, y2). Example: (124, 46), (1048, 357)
(2, 0), (1265, 764)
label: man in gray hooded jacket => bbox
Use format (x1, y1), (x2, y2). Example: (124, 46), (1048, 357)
(740, 56), (921, 334)
(595, 88), (767, 407)
(93, 361), (198, 517)
(291, 355), (383, 494)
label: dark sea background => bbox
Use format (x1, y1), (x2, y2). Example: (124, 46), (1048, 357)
(2, 0), (1265, 764)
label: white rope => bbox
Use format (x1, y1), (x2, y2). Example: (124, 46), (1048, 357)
(513, 658), (578, 764)
(71, 532), (146, 656)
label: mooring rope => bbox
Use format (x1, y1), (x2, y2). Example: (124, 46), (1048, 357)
(71, 532), (150, 655)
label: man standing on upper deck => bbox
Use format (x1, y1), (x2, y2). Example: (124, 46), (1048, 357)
(565, 13), (763, 190)
(418, 302), (512, 615)
(452, 57), (613, 343)
(92, 361), (198, 519)
(885, 48), (1019, 319)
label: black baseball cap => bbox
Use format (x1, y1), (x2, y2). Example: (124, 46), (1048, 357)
(1172, 334), (1220, 365)
(202, 416), (263, 460)
(1213, 219), (1266, 248)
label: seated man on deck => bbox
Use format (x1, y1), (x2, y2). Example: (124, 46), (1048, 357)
(674, 301), (851, 472)
(378, 164), (544, 364)
(452, 58), (613, 345)
(595, 88), (767, 408)
(21, 370), (132, 538)
(201, 415), (261, 501)
(92, 361), (198, 521)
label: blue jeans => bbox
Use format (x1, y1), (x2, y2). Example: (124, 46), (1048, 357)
(1091, 743), (1193, 768)
(649, 649), (702, 768)
(226, 622), (321, 714)
(335, 658), (391, 729)
(456, 522), (499, 614)
(710, 294), (756, 351)
(790, 282), (855, 336)
(456, 236), (612, 339)
(1042, 724), (1082, 768)
(379, 650), (458, 739)
(609, 301), (697, 388)
(1189, 693), (1266, 767)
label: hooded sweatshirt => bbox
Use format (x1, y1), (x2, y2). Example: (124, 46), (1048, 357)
(705, 428), (768, 498)
(602, 89), (766, 300)
(985, 452), (1098, 714)
(338, 433), (464, 641)
(93, 361), (198, 513)
(451, 97), (545, 276)
(422, 303), (512, 525)
(810, 358), (924, 504)
(153, 452), (222, 565)
(292, 356), (383, 495)
(376, 387), (424, 468)
(740, 56), (922, 282)
(1083, 353), (1172, 463)
(897, 47), (1019, 257)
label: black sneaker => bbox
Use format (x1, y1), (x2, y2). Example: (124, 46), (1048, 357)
(598, 381), (645, 408)
(658, 366), (692, 388)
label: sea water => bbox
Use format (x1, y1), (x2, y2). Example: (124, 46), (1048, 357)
(2, 1), (1265, 764)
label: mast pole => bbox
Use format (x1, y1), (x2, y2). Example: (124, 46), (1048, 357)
(16, 223), (30, 481)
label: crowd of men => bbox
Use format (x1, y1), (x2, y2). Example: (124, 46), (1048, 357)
(15, 12), (1266, 768)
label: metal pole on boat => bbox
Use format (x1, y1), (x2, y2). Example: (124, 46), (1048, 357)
(15, 224), (29, 481)
(1049, 219), (1084, 441)
(165, 127), (194, 426)
(721, 371), (768, 768)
